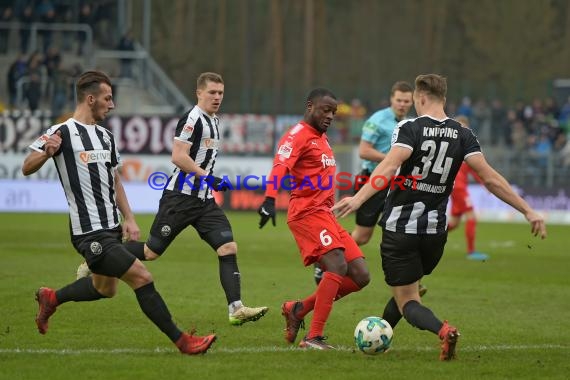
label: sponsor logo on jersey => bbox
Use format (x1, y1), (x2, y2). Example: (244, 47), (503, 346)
(183, 124), (194, 134)
(202, 138), (220, 149)
(278, 142), (293, 159)
(321, 154), (336, 168)
(78, 150), (112, 164)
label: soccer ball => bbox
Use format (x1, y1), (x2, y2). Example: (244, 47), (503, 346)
(354, 316), (393, 355)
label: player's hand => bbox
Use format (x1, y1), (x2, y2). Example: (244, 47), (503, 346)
(525, 210), (547, 239)
(45, 130), (62, 157)
(205, 176), (231, 191)
(331, 196), (361, 218)
(258, 196), (276, 228)
(122, 217), (141, 241)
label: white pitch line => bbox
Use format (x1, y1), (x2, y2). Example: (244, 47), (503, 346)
(0, 344), (567, 355)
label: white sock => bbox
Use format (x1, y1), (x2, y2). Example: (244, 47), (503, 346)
(229, 300), (244, 315)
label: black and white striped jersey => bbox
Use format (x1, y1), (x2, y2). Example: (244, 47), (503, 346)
(165, 105), (220, 200)
(29, 118), (121, 235)
(379, 115), (482, 234)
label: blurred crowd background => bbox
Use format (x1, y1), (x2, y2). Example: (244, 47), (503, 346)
(1, 0), (570, 188)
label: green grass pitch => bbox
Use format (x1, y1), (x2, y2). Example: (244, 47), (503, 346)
(0, 212), (568, 379)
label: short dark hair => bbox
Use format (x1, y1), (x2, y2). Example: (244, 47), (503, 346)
(306, 88), (337, 103)
(391, 81), (413, 96)
(415, 74), (447, 101)
(197, 72), (223, 89)
(76, 71), (112, 102)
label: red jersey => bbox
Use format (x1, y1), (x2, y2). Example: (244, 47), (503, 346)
(453, 162), (481, 192)
(272, 121), (336, 220)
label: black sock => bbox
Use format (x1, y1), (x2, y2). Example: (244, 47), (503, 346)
(55, 277), (106, 303)
(134, 282), (182, 342)
(123, 241), (146, 261)
(382, 297), (403, 329)
(218, 254), (241, 304)
(402, 300), (443, 335)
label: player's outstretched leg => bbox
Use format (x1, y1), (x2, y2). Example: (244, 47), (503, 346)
(281, 301), (305, 344)
(438, 320), (460, 361)
(229, 305), (269, 326)
(175, 329), (217, 355)
(35, 287), (58, 334)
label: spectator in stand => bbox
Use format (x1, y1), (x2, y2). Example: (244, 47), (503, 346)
(36, 0), (55, 53)
(457, 96), (473, 118)
(0, 0), (13, 53)
(43, 45), (61, 79)
(50, 59), (69, 121)
(118, 30), (135, 78)
(558, 96), (570, 131)
(26, 52), (43, 112)
(16, 0), (34, 54)
(490, 99), (508, 145)
(7, 54), (28, 109)
(77, 2), (95, 56)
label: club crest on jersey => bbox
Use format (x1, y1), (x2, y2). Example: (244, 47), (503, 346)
(160, 225), (171, 237)
(278, 142), (293, 159)
(78, 150), (111, 164)
(321, 154), (336, 168)
(90, 242), (102, 255)
(391, 127), (400, 146)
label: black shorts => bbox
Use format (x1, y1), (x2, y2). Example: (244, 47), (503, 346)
(354, 169), (389, 227)
(147, 190), (234, 253)
(71, 226), (136, 278)
(379, 229), (447, 286)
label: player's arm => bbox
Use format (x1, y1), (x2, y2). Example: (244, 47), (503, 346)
(465, 154), (546, 239)
(22, 130), (62, 176)
(258, 163), (288, 228)
(171, 139), (208, 177)
(358, 140), (387, 162)
(114, 169), (140, 241)
(358, 119), (385, 162)
(333, 145), (411, 217)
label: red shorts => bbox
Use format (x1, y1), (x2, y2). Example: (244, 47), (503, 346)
(288, 211), (364, 266)
(450, 189), (473, 216)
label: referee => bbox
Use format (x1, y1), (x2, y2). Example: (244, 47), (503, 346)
(23, 70), (216, 355)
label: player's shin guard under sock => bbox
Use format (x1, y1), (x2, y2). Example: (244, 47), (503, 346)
(308, 271), (343, 338)
(382, 297), (403, 329)
(55, 277), (106, 303)
(402, 300), (443, 335)
(465, 218), (476, 254)
(123, 241), (146, 261)
(218, 254), (241, 304)
(335, 276), (361, 300)
(134, 282), (182, 342)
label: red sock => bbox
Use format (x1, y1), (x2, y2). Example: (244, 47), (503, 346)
(296, 276), (361, 318)
(465, 218), (476, 254)
(308, 271), (343, 339)
(335, 276), (361, 300)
